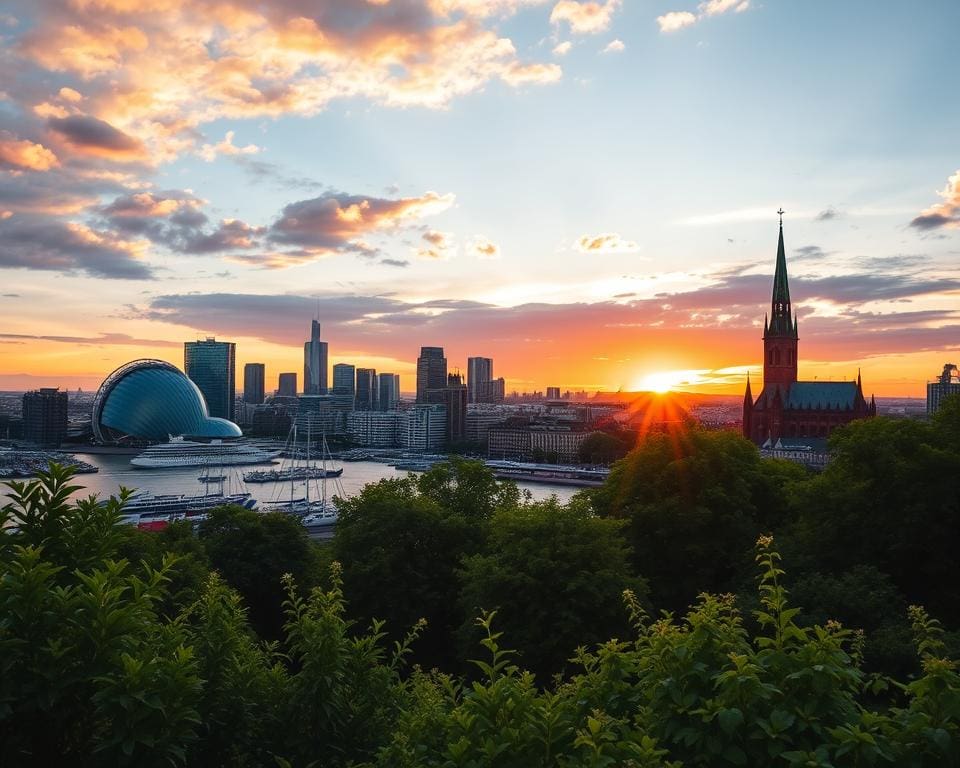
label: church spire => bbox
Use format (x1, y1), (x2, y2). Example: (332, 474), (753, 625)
(768, 209), (794, 337)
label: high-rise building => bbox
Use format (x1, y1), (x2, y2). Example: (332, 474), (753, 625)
(444, 372), (468, 444)
(546, 386), (561, 400)
(278, 372), (298, 397)
(467, 357), (493, 403)
(378, 373), (401, 411)
(399, 404), (447, 451)
(355, 368), (378, 411)
(184, 337), (236, 421)
(927, 363), (960, 415)
(243, 363), (265, 404)
(303, 319), (328, 395)
(416, 346), (447, 403)
(22, 388), (68, 447)
(477, 377), (506, 403)
(332, 363), (356, 395)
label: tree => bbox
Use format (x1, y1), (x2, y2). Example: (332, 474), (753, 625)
(416, 456), (522, 521)
(457, 497), (645, 679)
(197, 505), (321, 639)
(333, 477), (483, 670)
(589, 425), (804, 612)
(578, 430), (633, 465)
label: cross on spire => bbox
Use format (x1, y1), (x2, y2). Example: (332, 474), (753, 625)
(777, 207), (785, 227)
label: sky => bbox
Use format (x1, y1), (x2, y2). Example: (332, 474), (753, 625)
(0, 0), (958, 397)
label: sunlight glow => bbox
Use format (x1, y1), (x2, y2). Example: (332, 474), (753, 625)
(634, 370), (706, 393)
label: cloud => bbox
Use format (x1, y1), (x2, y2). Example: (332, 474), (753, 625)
(793, 245), (831, 261)
(658, 0), (749, 33)
(550, 0), (622, 34)
(552, 40), (572, 55)
(0, 215), (153, 279)
(601, 38), (625, 53)
(198, 130), (261, 162)
(381, 258), (410, 267)
(269, 190), (455, 258)
(575, 232), (639, 254)
(0, 332), (179, 347)
(815, 206), (842, 221)
(910, 170), (960, 231)
(0, 134), (60, 171)
(417, 229), (455, 259)
(467, 236), (501, 259)
(46, 115), (145, 160)
(657, 11), (697, 32)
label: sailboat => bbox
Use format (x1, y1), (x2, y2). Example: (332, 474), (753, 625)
(262, 418), (343, 526)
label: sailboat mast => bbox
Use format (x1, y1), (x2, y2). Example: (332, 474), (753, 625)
(305, 417), (311, 506)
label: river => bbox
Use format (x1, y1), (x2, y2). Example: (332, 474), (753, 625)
(19, 453), (578, 508)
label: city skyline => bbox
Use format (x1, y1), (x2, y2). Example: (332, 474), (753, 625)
(1, 1), (959, 396)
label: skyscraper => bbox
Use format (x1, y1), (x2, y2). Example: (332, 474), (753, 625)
(184, 337), (236, 421)
(303, 319), (328, 395)
(243, 363), (265, 404)
(22, 388), (68, 447)
(416, 346), (447, 404)
(278, 372), (297, 397)
(355, 368), (378, 411)
(467, 357), (493, 403)
(378, 372), (401, 411)
(444, 373), (468, 444)
(546, 386), (561, 400)
(332, 363), (356, 395)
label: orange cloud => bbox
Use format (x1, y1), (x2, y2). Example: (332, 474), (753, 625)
(47, 114), (147, 161)
(575, 233), (639, 254)
(550, 0), (622, 34)
(467, 236), (500, 259)
(911, 170), (960, 231)
(0, 135), (60, 171)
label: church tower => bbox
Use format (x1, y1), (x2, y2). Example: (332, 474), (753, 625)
(762, 210), (798, 389)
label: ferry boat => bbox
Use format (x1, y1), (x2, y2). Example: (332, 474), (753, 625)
(130, 437), (281, 468)
(484, 460), (610, 488)
(243, 466), (343, 483)
(117, 490), (257, 527)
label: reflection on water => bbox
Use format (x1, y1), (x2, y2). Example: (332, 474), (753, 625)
(5, 454), (577, 507)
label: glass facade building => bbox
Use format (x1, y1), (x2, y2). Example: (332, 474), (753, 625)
(184, 338), (236, 421)
(416, 346), (447, 404)
(243, 363), (265, 404)
(92, 359), (242, 443)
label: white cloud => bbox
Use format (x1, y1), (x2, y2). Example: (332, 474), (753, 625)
(199, 131), (261, 162)
(658, 0), (750, 34)
(550, 0), (622, 35)
(602, 38), (625, 53)
(553, 40), (573, 56)
(657, 11), (697, 33)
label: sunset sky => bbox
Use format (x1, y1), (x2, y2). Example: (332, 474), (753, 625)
(1, 0), (958, 396)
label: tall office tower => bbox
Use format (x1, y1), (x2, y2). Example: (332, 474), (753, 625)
(467, 357), (493, 403)
(355, 368), (378, 411)
(278, 372), (298, 397)
(378, 372), (401, 411)
(546, 386), (561, 400)
(184, 337), (236, 421)
(927, 363), (960, 415)
(243, 363), (266, 404)
(416, 346), (447, 403)
(303, 319), (329, 395)
(444, 372), (468, 444)
(22, 388), (68, 447)
(332, 363), (356, 395)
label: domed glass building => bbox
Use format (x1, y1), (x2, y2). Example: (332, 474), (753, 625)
(92, 359), (242, 443)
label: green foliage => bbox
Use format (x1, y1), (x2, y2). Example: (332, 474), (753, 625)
(457, 497), (644, 679)
(197, 505), (321, 639)
(416, 456), (523, 522)
(578, 430), (633, 465)
(589, 425), (804, 611)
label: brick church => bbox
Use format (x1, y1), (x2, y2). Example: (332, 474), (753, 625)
(743, 213), (875, 446)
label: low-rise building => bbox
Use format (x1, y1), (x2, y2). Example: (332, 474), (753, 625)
(347, 411), (400, 447)
(399, 404), (446, 451)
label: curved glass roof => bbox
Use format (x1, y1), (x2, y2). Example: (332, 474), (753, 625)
(92, 359), (242, 442)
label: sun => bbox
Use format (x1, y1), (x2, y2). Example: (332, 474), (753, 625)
(633, 369), (705, 393)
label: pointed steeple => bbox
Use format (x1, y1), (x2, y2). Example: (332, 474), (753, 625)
(769, 209), (793, 336)
(744, 372), (753, 401)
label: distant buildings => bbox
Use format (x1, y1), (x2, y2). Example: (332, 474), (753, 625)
(400, 404), (446, 451)
(378, 373), (401, 411)
(487, 416), (593, 464)
(303, 319), (328, 395)
(416, 346), (447, 403)
(243, 363), (265, 404)
(184, 338), (236, 422)
(467, 356), (505, 403)
(332, 363), (355, 396)
(743, 216), (875, 446)
(277, 372), (298, 397)
(355, 368), (378, 411)
(347, 411), (399, 447)
(927, 363), (960, 415)
(22, 388), (67, 447)
(546, 386), (561, 400)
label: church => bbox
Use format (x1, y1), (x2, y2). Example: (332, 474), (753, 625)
(742, 213), (875, 446)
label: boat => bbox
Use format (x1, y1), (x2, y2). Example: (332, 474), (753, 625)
(117, 490), (257, 527)
(263, 420), (343, 524)
(130, 437), (281, 468)
(243, 467), (343, 483)
(197, 474), (227, 483)
(484, 460), (610, 488)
